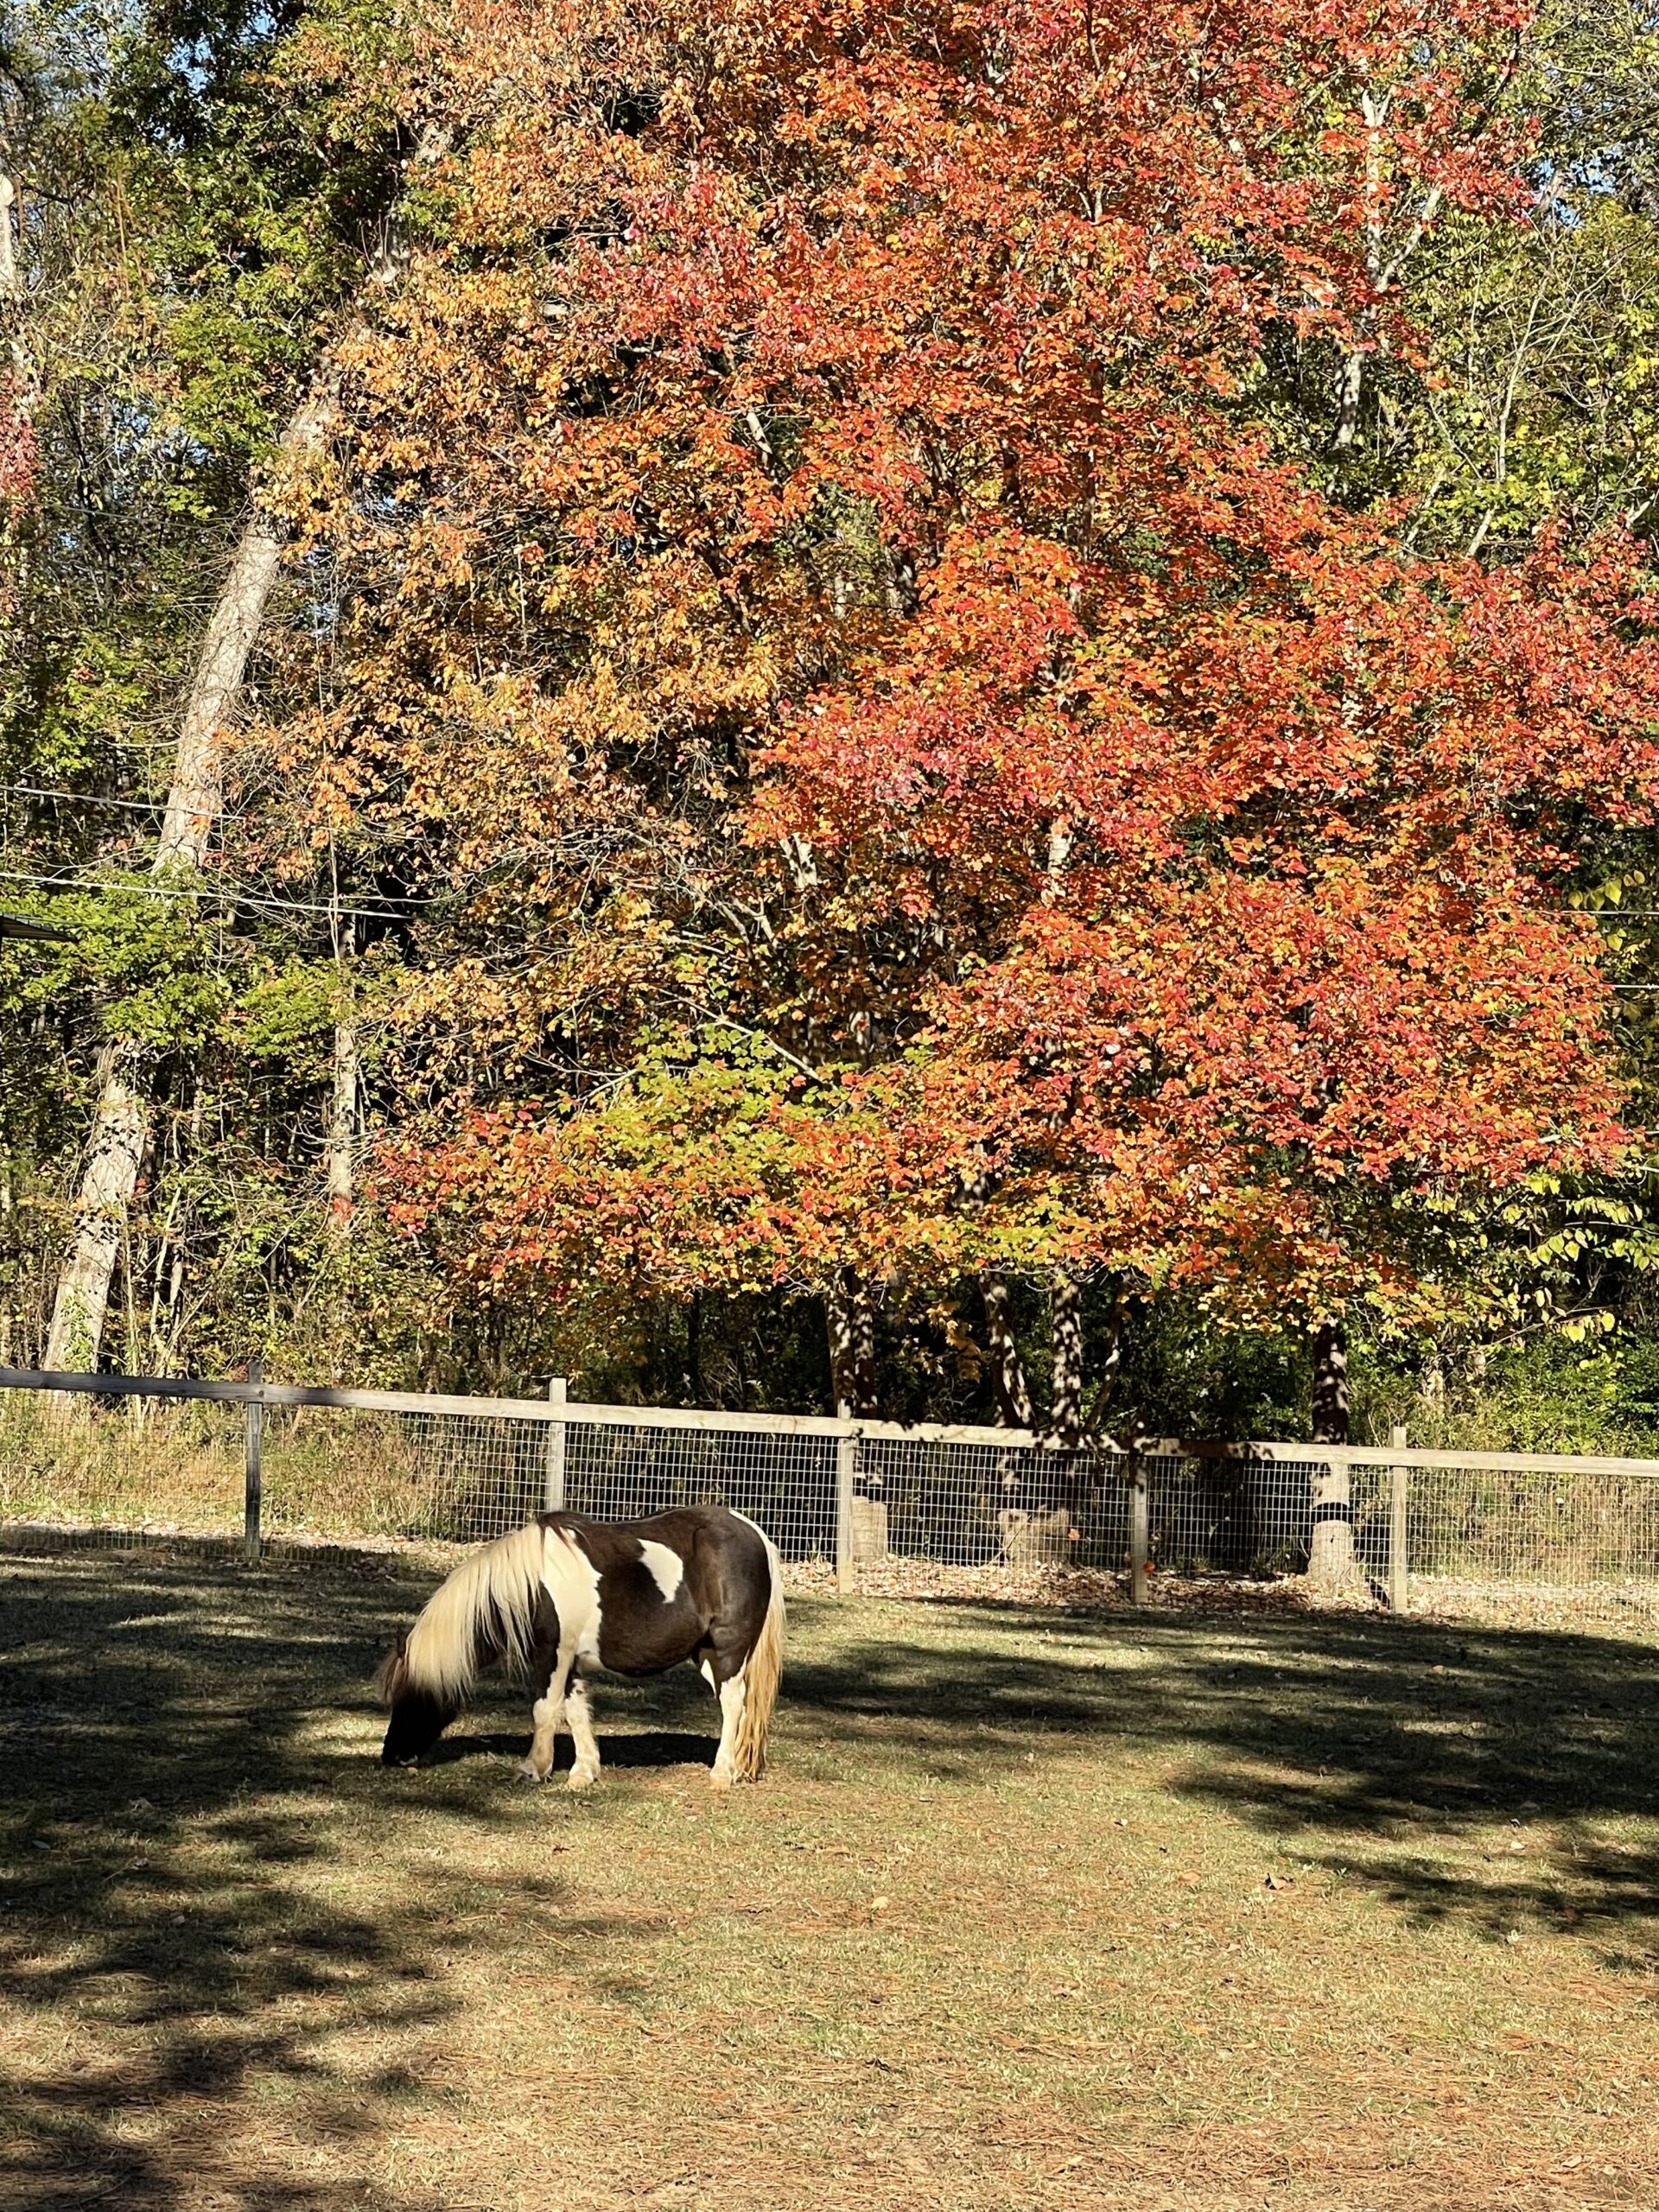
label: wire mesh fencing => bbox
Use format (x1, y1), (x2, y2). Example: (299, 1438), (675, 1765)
(0, 1384), (247, 1543)
(847, 1433), (1327, 1575)
(3, 1369), (1659, 1624)
(1350, 1449), (1659, 1622)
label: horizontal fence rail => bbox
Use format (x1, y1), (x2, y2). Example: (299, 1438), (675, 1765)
(3, 1368), (1659, 1624)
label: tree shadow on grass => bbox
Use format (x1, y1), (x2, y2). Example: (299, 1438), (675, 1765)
(425, 1726), (720, 1772)
(0, 1548), (668, 2211)
(782, 1597), (1659, 1964)
(8, 1548), (1659, 2209)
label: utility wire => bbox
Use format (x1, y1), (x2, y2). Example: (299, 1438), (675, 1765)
(2, 788), (438, 912)
(0, 864), (439, 926)
(0, 782), (239, 819)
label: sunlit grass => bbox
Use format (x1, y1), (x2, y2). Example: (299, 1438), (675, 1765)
(3, 1552), (1657, 2209)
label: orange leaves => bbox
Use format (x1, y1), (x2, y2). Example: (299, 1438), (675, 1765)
(294, 0), (1659, 1328)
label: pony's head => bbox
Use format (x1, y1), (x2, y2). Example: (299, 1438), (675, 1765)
(377, 1633), (457, 1766)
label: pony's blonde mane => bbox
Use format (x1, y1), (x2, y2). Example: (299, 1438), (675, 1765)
(394, 1522), (548, 1706)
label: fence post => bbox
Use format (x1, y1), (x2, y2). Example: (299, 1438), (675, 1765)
(1128, 1448), (1149, 1605)
(543, 1376), (567, 1512)
(1389, 1422), (1408, 1615)
(243, 1355), (264, 1562)
(836, 1428), (857, 1596)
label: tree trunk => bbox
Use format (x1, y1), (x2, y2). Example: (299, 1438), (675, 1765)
(1048, 1268), (1084, 1449)
(1306, 1318), (1356, 1591)
(982, 1272), (1033, 1428)
(1419, 1344), (1446, 1414)
(45, 390), (334, 1368)
(326, 1014), (359, 1224)
(851, 1274), (876, 1414)
(326, 914), (359, 1227)
(825, 1266), (878, 1417)
(42, 1048), (148, 1368)
(0, 170), (39, 422)
(1332, 348), (1364, 449)
(43, 129), (448, 1371)
(826, 1276), (852, 1415)
(684, 1293), (702, 1403)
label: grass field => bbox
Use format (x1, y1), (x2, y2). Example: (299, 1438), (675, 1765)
(3, 1549), (1657, 2212)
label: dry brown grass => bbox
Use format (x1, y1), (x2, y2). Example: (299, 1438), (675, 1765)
(3, 1545), (1657, 2211)
(0, 1397), (529, 1544)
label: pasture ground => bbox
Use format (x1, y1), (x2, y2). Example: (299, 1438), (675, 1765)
(2, 1550), (1656, 2212)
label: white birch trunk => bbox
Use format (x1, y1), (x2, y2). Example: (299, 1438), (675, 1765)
(0, 172), (36, 405)
(154, 372), (344, 871)
(326, 1014), (359, 1223)
(324, 900), (359, 1224)
(42, 1047), (149, 1368)
(1332, 90), (1446, 455)
(43, 385), (340, 1368)
(42, 126), (450, 1370)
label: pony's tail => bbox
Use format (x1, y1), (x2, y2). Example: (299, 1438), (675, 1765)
(390, 1522), (546, 1707)
(733, 1527), (785, 1782)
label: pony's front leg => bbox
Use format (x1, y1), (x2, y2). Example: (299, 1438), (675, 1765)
(563, 1677), (601, 1789)
(520, 1653), (569, 1783)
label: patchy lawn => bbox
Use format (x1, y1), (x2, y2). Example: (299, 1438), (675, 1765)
(2, 1548), (1656, 2212)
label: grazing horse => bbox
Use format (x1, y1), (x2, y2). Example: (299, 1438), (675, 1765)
(377, 1505), (785, 1789)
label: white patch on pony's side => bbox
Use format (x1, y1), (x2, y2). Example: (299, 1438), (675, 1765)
(639, 1539), (684, 1603)
(543, 1523), (603, 1662)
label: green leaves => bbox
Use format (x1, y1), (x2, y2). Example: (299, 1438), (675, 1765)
(1, 877), (231, 1052)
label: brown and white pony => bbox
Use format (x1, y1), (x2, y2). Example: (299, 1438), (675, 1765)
(377, 1505), (785, 1789)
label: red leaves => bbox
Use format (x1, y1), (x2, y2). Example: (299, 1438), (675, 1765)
(357, 0), (1659, 1325)
(0, 373), (35, 518)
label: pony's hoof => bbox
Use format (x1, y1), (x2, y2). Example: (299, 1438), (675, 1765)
(566, 1766), (598, 1791)
(708, 1767), (735, 1792)
(518, 1762), (549, 1785)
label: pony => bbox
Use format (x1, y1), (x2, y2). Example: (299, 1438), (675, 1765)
(377, 1505), (785, 1789)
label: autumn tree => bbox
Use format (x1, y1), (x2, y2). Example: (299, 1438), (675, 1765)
(8, 0), (1659, 1459)
(349, 0), (1652, 1499)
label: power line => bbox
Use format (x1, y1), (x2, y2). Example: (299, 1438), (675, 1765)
(0, 782), (215, 818)
(0, 864), (439, 927)
(2, 789), (438, 912)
